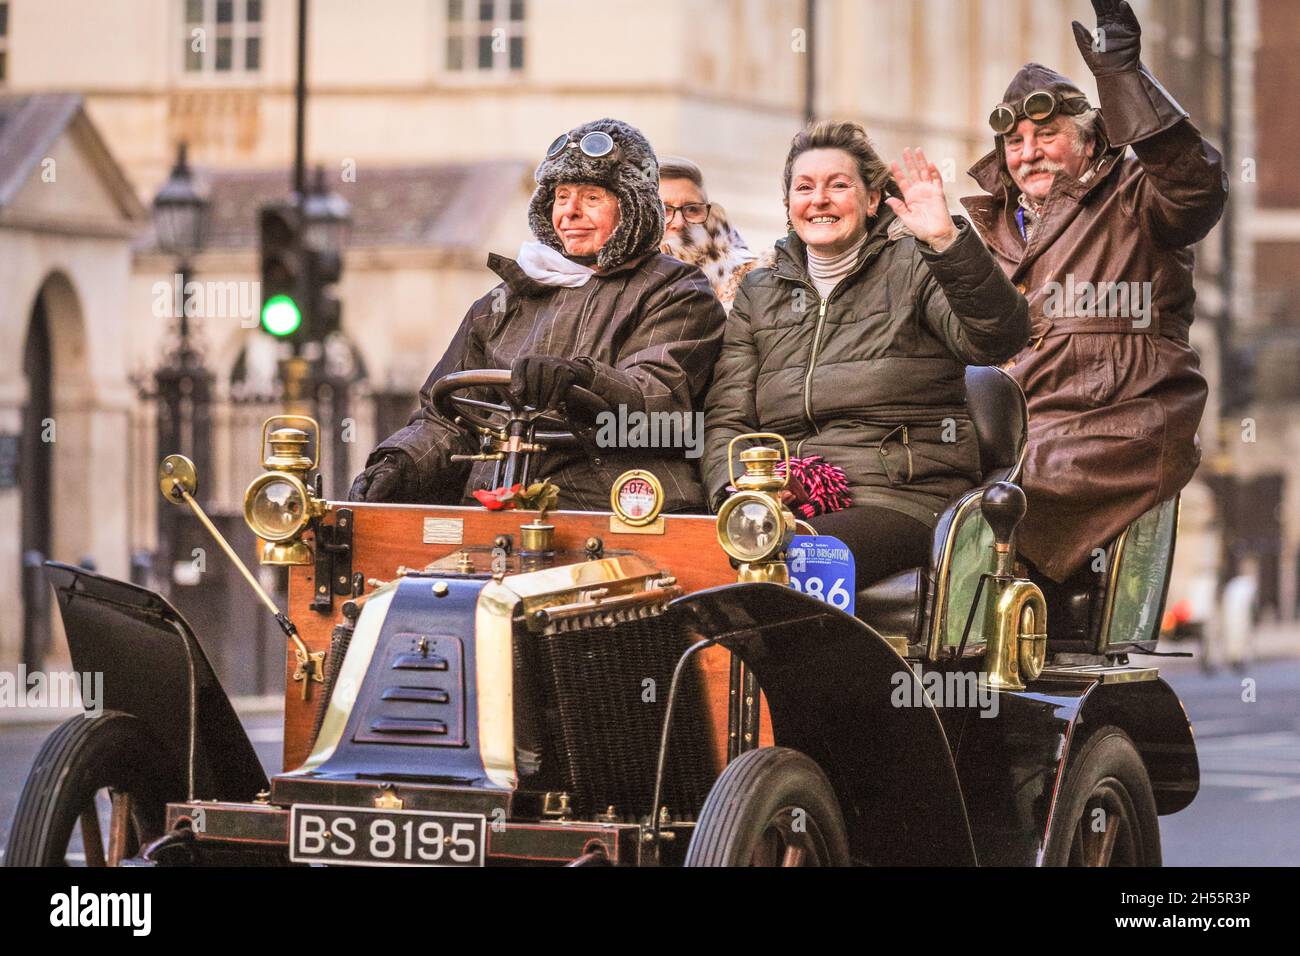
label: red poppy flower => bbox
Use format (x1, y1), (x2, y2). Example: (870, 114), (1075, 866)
(473, 483), (523, 511)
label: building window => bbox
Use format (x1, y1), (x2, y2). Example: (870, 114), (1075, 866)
(446, 0), (524, 74)
(0, 2), (9, 84)
(184, 0), (261, 75)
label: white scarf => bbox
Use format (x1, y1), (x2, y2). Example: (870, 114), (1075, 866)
(515, 240), (595, 287)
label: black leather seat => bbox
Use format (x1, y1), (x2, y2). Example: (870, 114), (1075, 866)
(1034, 563), (1106, 649)
(854, 366), (1029, 646)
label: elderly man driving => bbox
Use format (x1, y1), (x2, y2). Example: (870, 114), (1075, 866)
(961, 0), (1228, 586)
(349, 119), (726, 512)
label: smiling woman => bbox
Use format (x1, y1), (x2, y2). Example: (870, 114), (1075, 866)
(703, 120), (1031, 590)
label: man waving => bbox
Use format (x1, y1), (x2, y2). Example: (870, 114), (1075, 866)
(962, 0), (1229, 585)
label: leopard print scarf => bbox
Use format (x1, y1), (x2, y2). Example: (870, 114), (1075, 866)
(660, 203), (759, 311)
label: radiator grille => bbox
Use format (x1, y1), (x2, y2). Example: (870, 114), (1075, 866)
(517, 614), (716, 820)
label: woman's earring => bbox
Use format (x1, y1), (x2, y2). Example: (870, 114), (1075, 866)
(786, 219), (794, 231)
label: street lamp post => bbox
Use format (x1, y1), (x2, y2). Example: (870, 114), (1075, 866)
(300, 166), (354, 496)
(302, 165), (351, 257)
(150, 142), (212, 591)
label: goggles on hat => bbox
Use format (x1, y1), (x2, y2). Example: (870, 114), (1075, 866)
(988, 91), (1091, 135)
(544, 130), (623, 164)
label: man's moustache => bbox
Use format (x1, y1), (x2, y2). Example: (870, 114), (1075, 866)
(1017, 162), (1066, 179)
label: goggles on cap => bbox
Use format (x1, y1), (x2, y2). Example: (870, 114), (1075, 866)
(544, 130), (622, 163)
(989, 90), (1091, 135)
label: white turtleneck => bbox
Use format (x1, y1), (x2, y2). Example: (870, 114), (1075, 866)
(806, 233), (868, 300)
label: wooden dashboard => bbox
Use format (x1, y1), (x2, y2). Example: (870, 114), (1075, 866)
(282, 503), (766, 771)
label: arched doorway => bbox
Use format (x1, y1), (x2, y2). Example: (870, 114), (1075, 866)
(13, 269), (93, 670)
(20, 289), (53, 667)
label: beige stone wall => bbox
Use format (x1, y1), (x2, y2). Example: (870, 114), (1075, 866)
(2, 0), (1117, 245)
(0, 229), (135, 664)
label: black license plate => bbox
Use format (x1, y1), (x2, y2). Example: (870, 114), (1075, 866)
(290, 805), (486, 867)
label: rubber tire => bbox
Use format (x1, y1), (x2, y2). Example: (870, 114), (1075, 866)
(1042, 726), (1162, 867)
(685, 747), (851, 867)
(5, 711), (184, 867)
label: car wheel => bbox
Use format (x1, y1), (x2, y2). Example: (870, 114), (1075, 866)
(1042, 726), (1161, 867)
(684, 746), (851, 867)
(5, 711), (184, 867)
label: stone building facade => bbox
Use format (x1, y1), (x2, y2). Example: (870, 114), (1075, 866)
(0, 0), (1268, 666)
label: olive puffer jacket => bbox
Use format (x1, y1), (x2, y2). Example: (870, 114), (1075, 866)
(702, 208), (1030, 527)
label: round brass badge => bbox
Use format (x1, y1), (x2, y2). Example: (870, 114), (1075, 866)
(610, 470), (664, 526)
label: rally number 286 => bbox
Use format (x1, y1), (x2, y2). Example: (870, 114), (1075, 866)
(789, 576), (851, 610)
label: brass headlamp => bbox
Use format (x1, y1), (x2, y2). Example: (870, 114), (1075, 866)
(716, 434), (796, 584)
(243, 416), (328, 565)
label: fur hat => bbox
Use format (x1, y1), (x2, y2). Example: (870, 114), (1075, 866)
(528, 118), (664, 272)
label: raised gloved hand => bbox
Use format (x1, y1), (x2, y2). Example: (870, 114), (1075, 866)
(348, 451), (416, 502)
(509, 355), (595, 411)
(1072, 0), (1142, 76)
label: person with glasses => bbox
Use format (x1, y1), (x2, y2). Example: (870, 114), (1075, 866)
(658, 156), (758, 312)
(960, 0), (1228, 587)
(349, 119), (725, 512)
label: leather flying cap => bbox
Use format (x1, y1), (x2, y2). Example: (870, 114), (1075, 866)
(1000, 62), (1092, 114)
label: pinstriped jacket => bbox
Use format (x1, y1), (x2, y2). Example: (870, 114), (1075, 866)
(370, 251), (726, 513)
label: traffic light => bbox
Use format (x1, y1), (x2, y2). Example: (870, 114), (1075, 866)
(304, 245), (342, 340)
(258, 203), (305, 341)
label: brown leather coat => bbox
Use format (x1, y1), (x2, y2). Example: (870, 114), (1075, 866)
(961, 64), (1228, 582)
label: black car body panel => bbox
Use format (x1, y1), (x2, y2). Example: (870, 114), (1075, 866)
(668, 582), (978, 866)
(43, 561), (268, 803)
(949, 682), (1081, 865)
(952, 673), (1199, 865)
(1069, 677), (1200, 815)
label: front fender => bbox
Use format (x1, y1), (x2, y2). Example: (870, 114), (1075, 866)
(1071, 677), (1199, 815)
(668, 583), (976, 866)
(954, 673), (1198, 866)
(44, 562), (268, 802)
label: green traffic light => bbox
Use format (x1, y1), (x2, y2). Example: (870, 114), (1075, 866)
(261, 295), (302, 337)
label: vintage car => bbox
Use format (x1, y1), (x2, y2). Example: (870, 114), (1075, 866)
(6, 366), (1196, 867)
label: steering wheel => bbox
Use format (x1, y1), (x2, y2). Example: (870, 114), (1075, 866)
(430, 369), (611, 490)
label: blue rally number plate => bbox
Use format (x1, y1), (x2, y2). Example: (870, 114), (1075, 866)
(290, 804), (486, 867)
(786, 535), (855, 615)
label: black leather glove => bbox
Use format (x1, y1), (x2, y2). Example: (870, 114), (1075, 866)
(1071, 0), (1187, 146)
(509, 355), (595, 411)
(1072, 0), (1141, 76)
(348, 451), (416, 503)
